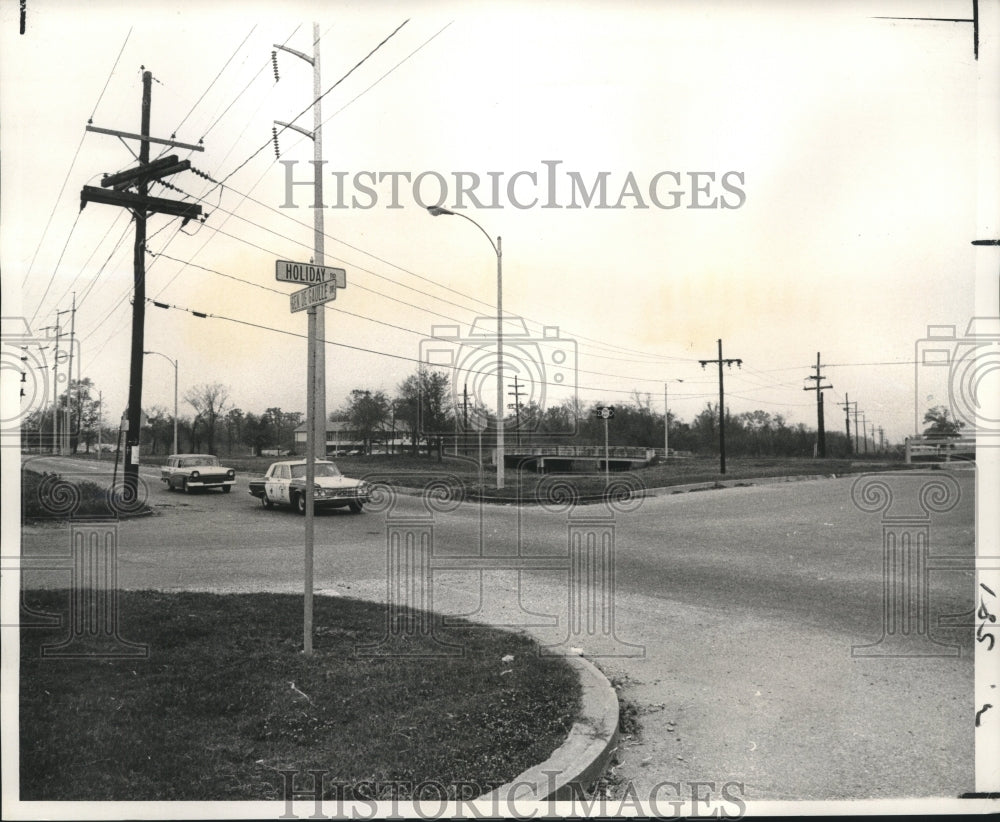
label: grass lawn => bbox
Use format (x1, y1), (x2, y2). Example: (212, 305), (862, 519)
(20, 590), (581, 801)
(21, 468), (153, 521)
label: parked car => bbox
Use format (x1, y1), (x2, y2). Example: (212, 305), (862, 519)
(248, 459), (370, 513)
(161, 454), (237, 493)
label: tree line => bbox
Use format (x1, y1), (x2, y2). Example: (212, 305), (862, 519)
(23, 368), (948, 459)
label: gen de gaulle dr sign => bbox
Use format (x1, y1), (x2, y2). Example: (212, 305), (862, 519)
(290, 281), (338, 313)
(276, 260), (347, 288)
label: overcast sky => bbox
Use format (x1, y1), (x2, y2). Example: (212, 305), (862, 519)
(2, 0), (993, 445)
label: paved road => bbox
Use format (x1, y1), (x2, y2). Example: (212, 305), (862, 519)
(18, 455), (976, 802)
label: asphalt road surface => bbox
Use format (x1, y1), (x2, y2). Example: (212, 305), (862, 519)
(17, 455), (976, 802)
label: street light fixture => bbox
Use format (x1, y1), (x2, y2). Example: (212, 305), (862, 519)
(143, 350), (178, 455)
(427, 205), (505, 489)
(664, 379), (683, 458)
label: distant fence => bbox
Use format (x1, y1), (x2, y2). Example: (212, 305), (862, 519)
(904, 436), (976, 464)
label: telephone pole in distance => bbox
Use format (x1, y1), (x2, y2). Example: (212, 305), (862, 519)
(699, 339), (742, 474)
(803, 352), (833, 458)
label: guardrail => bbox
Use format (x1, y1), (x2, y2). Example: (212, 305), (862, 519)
(904, 436), (976, 464)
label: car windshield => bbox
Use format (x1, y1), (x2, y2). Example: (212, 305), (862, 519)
(182, 456), (218, 467)
(290, 463), (342, 479)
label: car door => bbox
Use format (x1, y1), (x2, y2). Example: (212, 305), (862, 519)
(265, 464), (290, 504)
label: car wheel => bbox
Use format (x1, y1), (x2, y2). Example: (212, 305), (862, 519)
(222, 486), (232, 494)
(261, 493), (273, 509)
(294, 493), (306, 515)
(348, 501), (364, 514)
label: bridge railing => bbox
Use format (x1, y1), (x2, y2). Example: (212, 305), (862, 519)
(904, 436), (976, 464)
(504, 445), (656, 460)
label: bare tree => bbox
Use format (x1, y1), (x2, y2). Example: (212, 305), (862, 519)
(183, 383), (230, 455)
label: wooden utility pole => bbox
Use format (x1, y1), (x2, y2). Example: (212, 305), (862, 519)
(699, 339), (742, 474)
(66, 293), (76, 453)
(839, 394), (854, 454)
(803, 352), (833, 457)
(80, 69), (203, 501)
(507, 375), (525, 447)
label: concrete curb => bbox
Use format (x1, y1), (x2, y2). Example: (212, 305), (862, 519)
(638, 472), (833, 497)
(480, 655), (620, 803)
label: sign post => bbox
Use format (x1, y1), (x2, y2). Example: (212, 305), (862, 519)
(279, 258), (346, 656)
(303, 306), (317, 656)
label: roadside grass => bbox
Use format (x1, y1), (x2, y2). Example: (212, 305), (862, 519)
(337, 455), (912, 503)
(350, 454), (911, 503)
(20, 590), (581, 801)
(21, 468), (152, 522)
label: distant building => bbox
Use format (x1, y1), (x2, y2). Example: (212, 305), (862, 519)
(293, 419), (364, 455)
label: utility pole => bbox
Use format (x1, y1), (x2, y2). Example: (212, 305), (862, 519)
(595, 406), (615, 485)
(839, 394), (853, 454)
(664, 379), (683, 458)
(66, 294), (76, 453)
(860, 413), (869, 455)
(46, 321), (60, 454)
(699, 339), (742, 474)
(97, 391), (103, 460)
(878, 426), (885, 453)
(80, 69), (203, 501)
(51, 327), (58, 455)
(852, 402), (861, 458)
(274, 24), (327, 461)
(803, 352), (833, 458)
(463, 383), (469, 456)
(507, 375), (525, 448)
(46, 313), (69, 454)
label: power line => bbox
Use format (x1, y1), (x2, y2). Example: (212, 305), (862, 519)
(199, 25), (302, 142)
(168, 25), (257, 140)
(20, 25), (133, 308)
(141, 297), (723, 402)
(217, 18), (410, 188)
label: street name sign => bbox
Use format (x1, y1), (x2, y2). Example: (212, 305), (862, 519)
(290, 281), (337, 313)
(276, 260), (347, 287)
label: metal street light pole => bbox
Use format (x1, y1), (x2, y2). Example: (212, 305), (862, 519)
(143, 350), (178, 455)
(664, 379), (683, 458)
(427, 206), (505, 489)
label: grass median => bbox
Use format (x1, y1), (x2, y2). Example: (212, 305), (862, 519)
(20, 590), (581, 801)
